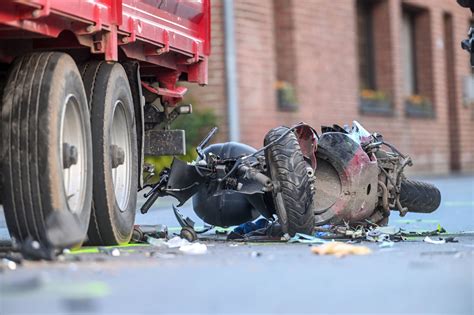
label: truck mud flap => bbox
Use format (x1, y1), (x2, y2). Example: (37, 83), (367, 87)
(144, 129), (186, 156)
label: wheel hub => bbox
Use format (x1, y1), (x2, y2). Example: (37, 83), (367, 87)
(110, 144), (125, 168)
(63, 143), (78, 169)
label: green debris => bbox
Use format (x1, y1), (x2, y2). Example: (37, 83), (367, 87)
(69, 243), (148, 255)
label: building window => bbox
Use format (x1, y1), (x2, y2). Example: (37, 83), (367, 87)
(357, 0), (393, 116)
(401, 6), (434, 118)
(357, 0), (376, 90)
(402, 11), (417, 96)
(273, 0), (298, 112)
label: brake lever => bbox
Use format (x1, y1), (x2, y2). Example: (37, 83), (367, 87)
(196, 127), (218, 160)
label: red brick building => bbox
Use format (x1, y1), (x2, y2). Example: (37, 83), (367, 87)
(188, 0), (474, 174)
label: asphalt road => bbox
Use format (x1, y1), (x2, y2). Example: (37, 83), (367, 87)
(0, 175), (473, 314)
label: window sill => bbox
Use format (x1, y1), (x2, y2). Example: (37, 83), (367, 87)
(359, 98), (394, 117)
(405, 100), (435, 118)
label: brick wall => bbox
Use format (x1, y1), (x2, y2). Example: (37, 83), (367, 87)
(190, 0), (473, 174)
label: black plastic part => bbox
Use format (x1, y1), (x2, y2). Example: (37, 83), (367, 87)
(166, 158), (206, 206)
(192, 142), (264, 227)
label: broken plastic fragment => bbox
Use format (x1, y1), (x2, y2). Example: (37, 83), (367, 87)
(289, 233), (327, 244)
(423, 236), (446, 244)
(178, 243), (207, 255)
(166, 236), (190, 248)
(2, 258), (17, 270)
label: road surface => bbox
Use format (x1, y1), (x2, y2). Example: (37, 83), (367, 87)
(1, 175), (473, 314)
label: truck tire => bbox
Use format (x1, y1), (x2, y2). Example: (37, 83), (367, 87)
(1, 52), (93, 246)
(399, 179), (441, 213)
(264, 127), (315, 236)
(81, 61), (138, 245)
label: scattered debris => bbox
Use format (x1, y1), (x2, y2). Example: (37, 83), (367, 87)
(180, 226), (198, 242)
(2, 258), (17, 270)
(445, 237), (459, 243)
(179, 243), (207, 255)
(366, 230), (390, 242)
(98, 247), (121, 257)
(20, 237), (55, 261)
(146, 236), (168, 247)
(374, 226), (401, 235)
(166, 236), (191, 248)
(132, 224), (168, 242)
(173, 205), (213, 234)
(146, 236), (208, 255)
(311, 242), (372, 257)
(289, 233), (327, 244)
(423, 236), (446, 244)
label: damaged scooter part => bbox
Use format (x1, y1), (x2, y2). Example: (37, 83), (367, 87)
(132, 224), (168, 243)
(366, 230), (390, 242)
(180, 226), (198, 242)
(424, 236), (447, 244)
(172, 205), (213, 234)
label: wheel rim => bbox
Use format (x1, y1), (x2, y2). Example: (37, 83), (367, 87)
(111, 100), (132, 211)
(60, 94), (87, 214)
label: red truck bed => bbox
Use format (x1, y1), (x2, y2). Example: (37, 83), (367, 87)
(0, 0), (210, 85)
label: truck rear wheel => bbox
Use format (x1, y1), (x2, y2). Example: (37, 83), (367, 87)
(264, 127), (315, 236)
(81, 61), (138, 245)
(1, 52), (93, 247)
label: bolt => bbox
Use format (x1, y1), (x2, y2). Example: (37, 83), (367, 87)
(121, 37), (129, 44)
(31, 10), (41, 18)
(110, 145), (125, 168)
(86, 25), (95, 33)
(63, 143), (78, 169)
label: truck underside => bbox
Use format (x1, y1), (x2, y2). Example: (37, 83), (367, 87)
(0, 0), (210, 248)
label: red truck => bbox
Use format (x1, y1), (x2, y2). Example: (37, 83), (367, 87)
(0, 0), (210, 247)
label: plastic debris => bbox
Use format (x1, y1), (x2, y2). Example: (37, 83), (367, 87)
(311, 242), (372, 257)
(445, 237), (459, 243)
(98, 247), (121, 256)
(366, 230), (390, 242)
(166, 236), (190, 248)
(178, 243), (207, 255)
(289, 233), (327, 244)
(424, 236), (446, 244)
(146, 236), (168, 247)
(146, 236), (207, 254)
(132, 224), (168, 242)
(373, 226), (400, 235)
(2, 258), (17, 270)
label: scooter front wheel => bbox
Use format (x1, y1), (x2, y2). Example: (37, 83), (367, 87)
(264, 127), (315, 236)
